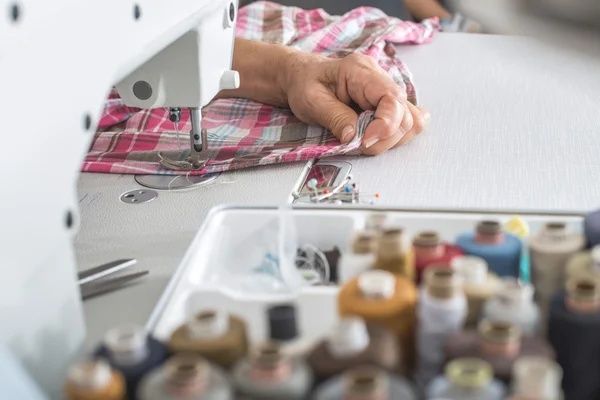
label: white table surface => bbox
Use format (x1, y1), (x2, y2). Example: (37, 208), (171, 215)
(76, 32), (600, 349)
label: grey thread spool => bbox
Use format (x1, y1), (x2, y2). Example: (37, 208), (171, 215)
(232, 343), (312, 400)
(137, 354), (232, 400)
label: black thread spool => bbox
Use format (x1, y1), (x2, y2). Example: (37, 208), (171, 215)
(548, 277), (600, 400)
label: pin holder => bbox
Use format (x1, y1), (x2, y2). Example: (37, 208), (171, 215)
(293, 178), (380, 205)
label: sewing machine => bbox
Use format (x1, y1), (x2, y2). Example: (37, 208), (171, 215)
(0, 0), (238, 397)
(1, 0), (599, 397)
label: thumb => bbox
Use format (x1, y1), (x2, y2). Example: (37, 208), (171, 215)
(312, 93), (360, 144)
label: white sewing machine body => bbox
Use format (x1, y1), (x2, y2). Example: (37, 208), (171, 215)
(1, 0), (599, 397)
(0, 0), (238, 396)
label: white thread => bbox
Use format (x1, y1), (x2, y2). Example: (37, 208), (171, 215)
(187, 310), (229, 339)
(358, 270), (395, 299)
(104, 324), (148, 366)
(482, 278), (539, 335)
(512, 356), (562, 399)
(327, 317), (370, 358)
(451, 256), (487, 285)
(417, 287), (467, 388)
(68, 360), (112, 390)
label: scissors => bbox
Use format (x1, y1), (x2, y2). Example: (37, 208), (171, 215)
(78, 259), (148, 300)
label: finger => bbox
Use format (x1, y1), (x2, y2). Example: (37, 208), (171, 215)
(360, 125), (406, 156)
(399, 103), (414, 134)
(310, 91), (360, 144)
(363, 95), (405, 148)
(393, 105), (431, 148)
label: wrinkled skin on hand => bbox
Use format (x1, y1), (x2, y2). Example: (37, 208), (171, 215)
(280, 51), (430, 155)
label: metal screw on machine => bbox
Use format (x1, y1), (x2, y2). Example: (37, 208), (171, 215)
(120, 189), (158, 204)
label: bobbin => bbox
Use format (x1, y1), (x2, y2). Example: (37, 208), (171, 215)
(413, 231), (441, 247)
(566, 277), (600, 313)
(377, 228), (408, 259)
(477, 220), (502, 236)
(351, 231), (378, 254)
(495, 278), (534, 306)
(539, 222), (570, 241)
(249, 343), (291, 381)
(358, 270), (396, 300)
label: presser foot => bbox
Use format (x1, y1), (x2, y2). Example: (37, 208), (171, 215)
(158, 152), (212, 171)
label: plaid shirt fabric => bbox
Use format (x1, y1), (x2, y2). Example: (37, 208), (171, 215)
(83, 1), (439, 176)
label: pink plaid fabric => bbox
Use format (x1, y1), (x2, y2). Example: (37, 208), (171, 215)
(83, 2), (439, 175)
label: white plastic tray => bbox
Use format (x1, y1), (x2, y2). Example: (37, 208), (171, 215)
(147, 205), (584, 346)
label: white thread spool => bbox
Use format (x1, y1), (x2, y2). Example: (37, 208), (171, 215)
(104, 324), (149, 366)
(512, 356), (562, 400)
(67, 360), (112, 390)
(327, 317), (370, 358)
(451, 256), (487, 285)
(187, 310), (229, 340)
(339, 231), (378, 283)
(482, 278), (540, 335)
(358, 270), (396, 300)
(417, 268), (467, 388)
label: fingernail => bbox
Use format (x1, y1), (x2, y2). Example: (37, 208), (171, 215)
(341, 125), (355, 143)
(364, 138), (380, 148)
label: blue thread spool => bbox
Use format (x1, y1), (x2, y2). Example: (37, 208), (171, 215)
(584, 209), (600, 248)
(456, 220), (522, 278)
(94, 325), (170, 400)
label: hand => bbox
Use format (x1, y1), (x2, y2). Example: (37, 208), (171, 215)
(279, 51), (430, 155)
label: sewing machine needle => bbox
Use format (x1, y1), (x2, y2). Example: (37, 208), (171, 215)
(77, 259), (137, 285)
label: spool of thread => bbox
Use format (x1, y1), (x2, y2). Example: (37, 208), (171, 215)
(306, 317), (401, 382)
(482, 277), (540, 335)
(427, 358), (507, 400)
(451, 256), (501, 327)
(232, 342), (312, 400)
(456, 220), (522, 278)
(311, 366), (418, 400)
(413, 231), (464, 283)
(338, 270), (418, 373)
(444, 320), (555, 383)
(548, 277), (600, 400)
(137, 354), (232, 400)
(584, 209), (600, 247)
(417, 267), (467, 388)
(511, 356), (563, 400)
(338, 231), (378, 284)
(374, 228), (415, 281)
(566, 244), (600, 281)
(168, 310), (248, 369)
(529, 222), (585, 333)
(364, 213), (387, 232)
(94, 324), (170, 400)
(266, 304), (312, 358)
(64, 360), (126, 400)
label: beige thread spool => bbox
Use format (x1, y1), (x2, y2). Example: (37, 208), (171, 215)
(375, 228), (415, 281)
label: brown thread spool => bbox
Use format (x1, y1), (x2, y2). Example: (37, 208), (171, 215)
(478, 321), (522, 359)
(64, 360), (126, 400)
(450, 256), (501, 328)
(343, 367), (389, 400)
(352, 231), (378, 255)
(338, 270), (417, 374)
(306, 317), (401, 382)
(168, 310), (248, 369)
(565, 277), (600, 314)
(375, 228), (415, 281)
(444, 320), (555, 383)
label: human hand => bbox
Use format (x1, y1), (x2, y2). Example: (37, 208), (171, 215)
(278, 51), (430, 155)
